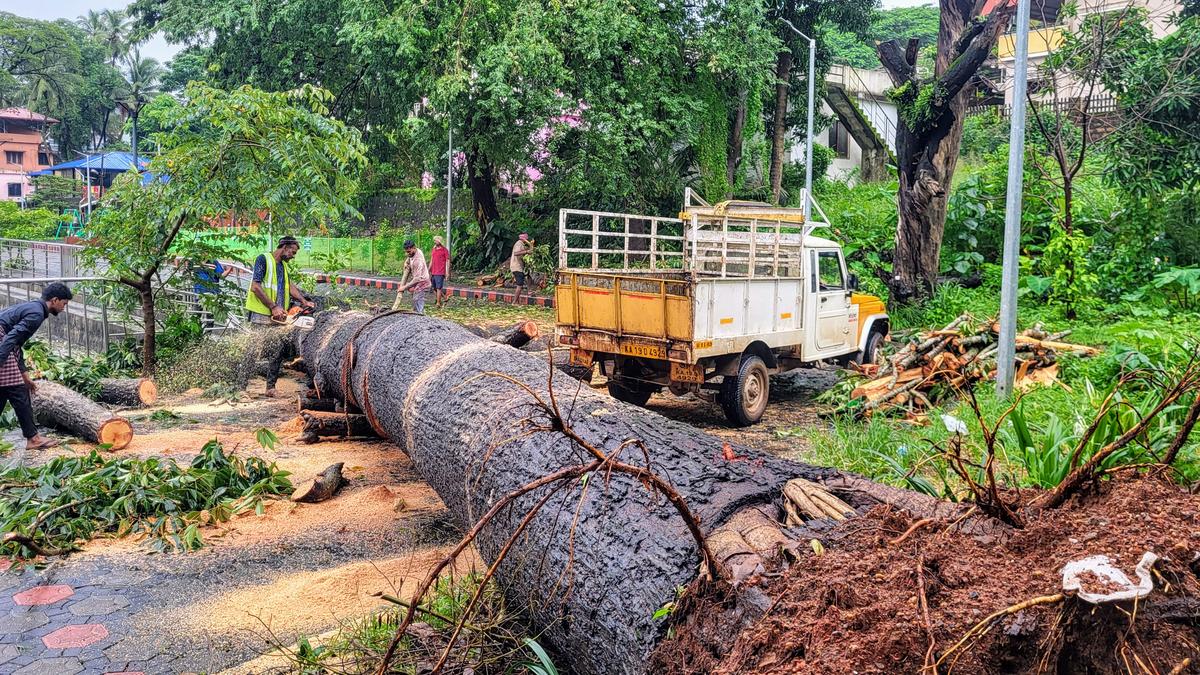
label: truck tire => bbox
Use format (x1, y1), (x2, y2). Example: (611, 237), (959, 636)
(719, 355), (770, 427)
(855, 330), (885, 367)
(608, 379), (654, 407)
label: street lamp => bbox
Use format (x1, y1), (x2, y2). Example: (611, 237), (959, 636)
(780, 18), (817, 220)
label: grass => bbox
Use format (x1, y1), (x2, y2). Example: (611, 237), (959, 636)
(282, 573), (554, 674)
(787, 278), (1200, 496)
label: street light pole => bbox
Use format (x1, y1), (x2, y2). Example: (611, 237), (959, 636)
(780, 19), (817, 220)
(996, 0), (1033, 398)
(446, 124), (453, 252)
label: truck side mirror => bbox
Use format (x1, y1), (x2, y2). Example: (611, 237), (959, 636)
(848, 273), (859, 291)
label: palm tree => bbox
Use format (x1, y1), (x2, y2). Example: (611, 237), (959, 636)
(77, 9), (133, 65)
(117, 51), (164, 167)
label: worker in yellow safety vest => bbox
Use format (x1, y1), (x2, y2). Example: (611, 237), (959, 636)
(243, 235), (314, 397)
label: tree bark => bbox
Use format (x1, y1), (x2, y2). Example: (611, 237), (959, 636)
(726, 87), (748, 196)
(299, 410), (376, 438)
(32, 380), (134, 450)
(466, 149), (501, 235)
(769, 49), (795, 204)
(300, 310), (980, 675)
(879, 3), (1013, 303)
(140, 287), (156, 376)
(96, 378), (158, 407)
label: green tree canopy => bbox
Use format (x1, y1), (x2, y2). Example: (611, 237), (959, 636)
(82, 83), (368, 373)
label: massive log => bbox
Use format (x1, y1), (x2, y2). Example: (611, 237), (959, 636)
(32, 381), (134, 450)
(96, 378), (158, 407)
(300, 310), (975, 675)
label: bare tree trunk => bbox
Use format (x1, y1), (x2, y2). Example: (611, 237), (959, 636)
(769, 50), (794, 204)
(726, 88), (748, 196)
(879, 1), (1013, 303)
(139, 286), (156, 376)
(466, 150), (501, 235)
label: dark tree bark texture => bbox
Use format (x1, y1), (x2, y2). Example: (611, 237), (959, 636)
(878, 1), (1013, 303)
(300, 311), (979, 674)
(466, 149), (501, 235)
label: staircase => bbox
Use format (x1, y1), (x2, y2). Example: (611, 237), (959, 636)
(825, 65), (897, 181)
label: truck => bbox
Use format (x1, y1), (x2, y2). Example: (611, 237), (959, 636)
(554, 189), (889, 426)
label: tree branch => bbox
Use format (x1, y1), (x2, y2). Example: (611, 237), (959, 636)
(939, 8), (1014, 102)
(878, 39), (917, 87)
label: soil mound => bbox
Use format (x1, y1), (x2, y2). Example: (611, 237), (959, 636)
(654, 476), (1200, 674)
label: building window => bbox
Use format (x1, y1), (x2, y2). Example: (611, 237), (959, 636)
(828, 121), (849, 159)
(7, 183), (21, 198)
(5, 151), (23, 165)
(38, 152), (50, 165)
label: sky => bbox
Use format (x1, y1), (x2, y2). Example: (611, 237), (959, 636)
(11, 0), (935, 66)
(8, 0), (181, 64)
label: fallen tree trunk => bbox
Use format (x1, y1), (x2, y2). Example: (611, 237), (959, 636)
(96, 378), (158, 408)
(32, 380), (134, 450)
(300, 310), (983, 675)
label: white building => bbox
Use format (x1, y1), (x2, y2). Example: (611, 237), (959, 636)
(791, 65), (899, 182)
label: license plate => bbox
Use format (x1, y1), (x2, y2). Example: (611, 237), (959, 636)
(620, 343), (666, 359)
(671, 362), (705, 384)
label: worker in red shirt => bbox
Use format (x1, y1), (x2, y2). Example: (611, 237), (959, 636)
(429, 235), (452, 308)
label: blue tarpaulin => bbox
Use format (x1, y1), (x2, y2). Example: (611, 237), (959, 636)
(33, 151), (148, 175)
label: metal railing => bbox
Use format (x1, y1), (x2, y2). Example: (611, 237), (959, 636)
(827, 64), (898, 154)
(0, 239), (248, 359)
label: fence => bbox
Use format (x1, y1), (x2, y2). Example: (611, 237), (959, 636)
(196, 229), (442, 275)
(0, 238), (245, 359)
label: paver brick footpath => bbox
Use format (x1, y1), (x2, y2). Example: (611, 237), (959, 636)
(0, 563), (157, 675)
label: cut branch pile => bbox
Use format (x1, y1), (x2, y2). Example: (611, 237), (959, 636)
(851, 315), (1099, 416)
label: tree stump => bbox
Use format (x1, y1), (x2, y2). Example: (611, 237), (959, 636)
(290, 462), (346, 503)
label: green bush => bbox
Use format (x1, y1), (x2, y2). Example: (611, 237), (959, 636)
(0, 202), (59, 240)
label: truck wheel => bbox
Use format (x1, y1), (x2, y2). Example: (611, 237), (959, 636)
(855, 330), (885, 366)
(719, 355), (770, 427)
(608, 379), (654, 407)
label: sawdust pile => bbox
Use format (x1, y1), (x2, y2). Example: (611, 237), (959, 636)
(175, 547), (480, 637)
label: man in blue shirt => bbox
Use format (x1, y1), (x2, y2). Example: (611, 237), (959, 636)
(0, 282), (72, 449)
(193, 260), (231, 328)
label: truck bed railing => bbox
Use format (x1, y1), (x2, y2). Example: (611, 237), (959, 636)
(560, 190), (831, 279)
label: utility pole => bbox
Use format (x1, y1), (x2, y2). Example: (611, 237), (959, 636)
(446, 124), (453, 252)
(780, 19), (817, 220)
(996, 0), (1032, 398)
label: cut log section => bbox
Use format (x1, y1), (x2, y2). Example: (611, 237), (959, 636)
(96, 378), (158, 408)
(290, 462), (346, 503)
(300, 310), (974, 675)
(32, 380), (134, 450)
(489, 320), (541, 348)
(298, 396), (342, 413)
(299, 410), (376, 438)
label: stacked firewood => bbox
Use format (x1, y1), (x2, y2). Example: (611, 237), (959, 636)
(850, 315), (1099, 416)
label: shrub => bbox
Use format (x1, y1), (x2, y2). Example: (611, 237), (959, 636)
(0, 202), (59, 240)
